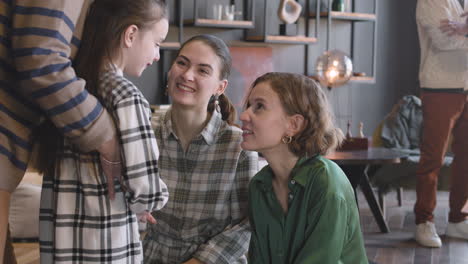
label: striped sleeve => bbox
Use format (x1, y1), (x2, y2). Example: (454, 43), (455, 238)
(115, 93), (169, 214)
(11, 0), (115, 151)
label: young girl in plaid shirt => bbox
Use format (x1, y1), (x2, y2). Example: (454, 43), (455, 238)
(38, 0), (169, 263)
(143, 35), (259, 264)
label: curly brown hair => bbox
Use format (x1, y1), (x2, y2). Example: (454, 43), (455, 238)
(249, 72), (343, 156)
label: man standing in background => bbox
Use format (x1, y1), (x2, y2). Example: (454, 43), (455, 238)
(414, 0), (468, 248)
(0, 1), (121, 262)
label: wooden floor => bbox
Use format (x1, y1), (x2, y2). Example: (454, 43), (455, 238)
(362, 190), (468, 264)
(12, 190), (468, 264)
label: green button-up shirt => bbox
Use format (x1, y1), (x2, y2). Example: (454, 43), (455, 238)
(248, 156), (368, 264)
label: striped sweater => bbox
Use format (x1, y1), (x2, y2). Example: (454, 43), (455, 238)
(0, 0), (115, 192)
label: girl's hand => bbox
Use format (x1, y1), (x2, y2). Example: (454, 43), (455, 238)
(97, 135), (122, 200)
(137, 211), (157, 224)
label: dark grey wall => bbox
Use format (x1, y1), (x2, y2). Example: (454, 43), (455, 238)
(129, 0), (420, 137)
(345, 0), (420, 136)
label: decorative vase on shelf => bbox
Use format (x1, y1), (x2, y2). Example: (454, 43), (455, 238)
(332, 0), (345, 12)
(277, 0), (302, 24)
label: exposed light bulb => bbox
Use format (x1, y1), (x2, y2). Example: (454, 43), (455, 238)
(315, 49), (353, 89)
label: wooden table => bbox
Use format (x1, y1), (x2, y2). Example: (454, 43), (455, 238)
(326, 147), (408, 233)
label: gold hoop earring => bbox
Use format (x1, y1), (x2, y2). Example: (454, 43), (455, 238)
(282, 135), (292, 144)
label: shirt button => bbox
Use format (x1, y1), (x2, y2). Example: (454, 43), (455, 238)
(291, 180), (296, 185)
(289, 194), (294, 200)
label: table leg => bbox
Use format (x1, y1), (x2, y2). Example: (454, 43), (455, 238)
(361, 165), (390, 233)
(340, 165), (365, 207)
(378, 189), (386, 218)
(341, 164), (390, 233)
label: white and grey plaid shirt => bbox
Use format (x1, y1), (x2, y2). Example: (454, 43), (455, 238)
(143, 109), (258, 264)
(39, 71), (169, 264)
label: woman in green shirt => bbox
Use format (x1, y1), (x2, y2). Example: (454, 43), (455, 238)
(240, 72), (368, 264)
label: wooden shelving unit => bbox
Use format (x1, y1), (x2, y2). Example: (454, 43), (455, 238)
(245, 0), (318, 46)
(309, 0), (378, 82)
(318, 11), (376, 22)
(184, 0), (255, 29)
(308, 75), (375, 84)
(349, 76), (375, 83)
(245, 35), (317, 45)
(153, 0), (378, 105)
(184, 18), (254, 29)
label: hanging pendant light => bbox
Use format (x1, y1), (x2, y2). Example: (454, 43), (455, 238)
(315, 49), (353, 89)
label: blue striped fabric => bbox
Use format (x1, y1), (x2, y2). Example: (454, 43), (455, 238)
(0, 104), (35, 129)
(44, 89), (88, 117)
(0, 125), (32, 150)
(14, 5), (74, 31)
(13, 27), (69, 45)
(0, 145), (27, 170)
(0, 81), (42, 115)
(0, 0), (115, 191)
(60, 102), (102, 134)
(71, 36), (80, 47)
(13, 47), (68, 59)
(2, 0), (13, 6)
(0, 14), (10, 26)
(0, 35), (10, 48)
(0, 58), (15, 73)
(16, 62), (71, 80)
(30, 77), (77, 99)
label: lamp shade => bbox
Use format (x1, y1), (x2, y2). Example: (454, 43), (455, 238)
(315, 49), (353, 89)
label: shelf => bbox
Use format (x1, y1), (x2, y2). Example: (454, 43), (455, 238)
(307, 75), (375, 84)
(245, 35), (317, 44)
(184, 19), (254, 29)
(349, 76), (375, 83)
(161, 42), (181, 50)
(312, 11), (376, 22)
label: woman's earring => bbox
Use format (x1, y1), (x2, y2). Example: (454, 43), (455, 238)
(282, 135), (293, 144)
(214, 95), (221, 113)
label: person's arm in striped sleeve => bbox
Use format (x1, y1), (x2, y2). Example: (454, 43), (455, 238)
(12, 0), (121, 194)
(12, 1), (118, 152)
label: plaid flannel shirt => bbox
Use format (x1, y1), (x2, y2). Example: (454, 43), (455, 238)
(143, 109), (258, 264)
(39, 71), (168, 263)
